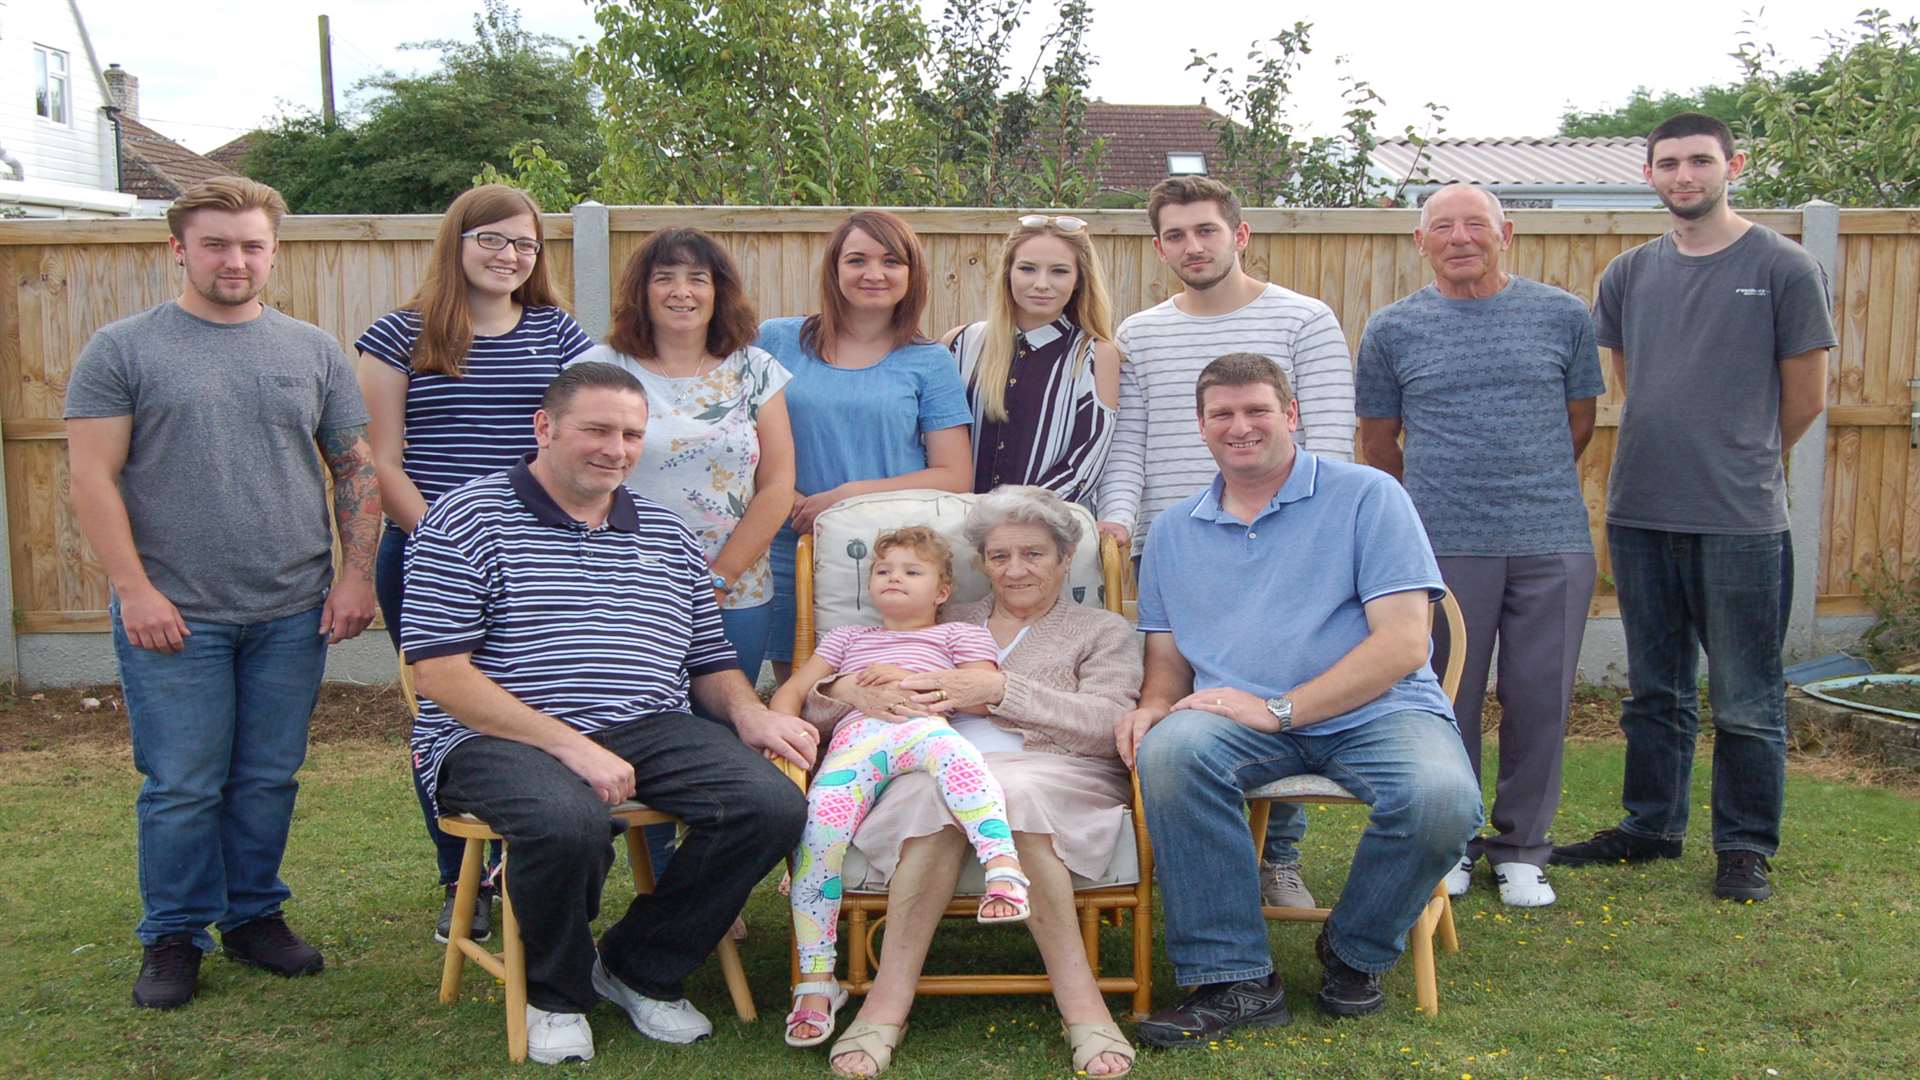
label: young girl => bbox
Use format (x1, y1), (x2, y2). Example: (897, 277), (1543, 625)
(775, 526), (1027, 1049)
(354, 184), (594, 943)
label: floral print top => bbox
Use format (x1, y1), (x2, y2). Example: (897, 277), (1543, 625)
(569, 344), (792, 609)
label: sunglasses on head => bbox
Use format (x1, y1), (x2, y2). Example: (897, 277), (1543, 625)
(1017, 214), (1087, 233)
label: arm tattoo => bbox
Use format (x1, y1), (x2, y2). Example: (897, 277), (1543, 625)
(318, 423), (380, 577)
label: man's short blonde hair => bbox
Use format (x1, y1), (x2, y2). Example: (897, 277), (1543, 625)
(166, 177), (290, 242)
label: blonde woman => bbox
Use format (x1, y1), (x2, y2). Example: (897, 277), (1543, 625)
(942, 215), (1122, 505)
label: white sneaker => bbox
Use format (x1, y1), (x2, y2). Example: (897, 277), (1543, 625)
(1259, 860), (1317, 908)
(1493, 862), (1556, 908)
(1442, 856), (1474, 897)
(592, 956), (713, 1044)
(525, 1004), (594, 1064)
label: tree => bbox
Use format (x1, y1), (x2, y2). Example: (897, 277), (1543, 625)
(1559, 84), (1756, 139)
(1189, 23), (1435, 208)
(241, 1), (602, 213)
(579, 0), (933, 206)
(1732, 9), (1920, 207)
(910, 0), (1105, 207)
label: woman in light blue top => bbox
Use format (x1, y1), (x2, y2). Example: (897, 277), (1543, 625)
(756, 210), (974, 679)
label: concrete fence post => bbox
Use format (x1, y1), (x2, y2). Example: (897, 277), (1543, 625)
(571, 200), (612, 341)
(1789, 199), (1840, 660)
(0, 411), (16, 688)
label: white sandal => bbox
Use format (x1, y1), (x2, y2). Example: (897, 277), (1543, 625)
(784, 978), (849, 1048)
(978, 867), (1032, 925)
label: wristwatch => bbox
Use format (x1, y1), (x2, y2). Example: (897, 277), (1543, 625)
(710, 572), (730, 593)
(1264, 695), (1295, 733)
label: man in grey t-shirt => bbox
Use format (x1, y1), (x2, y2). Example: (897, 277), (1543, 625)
(1549, 114), (1835, 903)
(64, 178), (380, 1008)
(1357, 184), (1605, 910)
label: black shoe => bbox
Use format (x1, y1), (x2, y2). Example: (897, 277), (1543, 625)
(435, 884), (493, 944)
(132, 933), (203, 1009)
(1136, 972), (1290, 1048)
(1549, 827), (1683, 867)
(1714, 851), (1773, 901)
(1314, 930), (1384, 1018)
(221, 913), (324, 977)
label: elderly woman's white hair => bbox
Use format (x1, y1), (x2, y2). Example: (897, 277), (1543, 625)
(963, 485), (1084, 560)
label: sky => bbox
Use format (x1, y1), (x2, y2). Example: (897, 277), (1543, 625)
(69, 0), (1915, 154)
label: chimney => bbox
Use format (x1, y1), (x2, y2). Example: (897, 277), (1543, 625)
(104, 63), (139, 119)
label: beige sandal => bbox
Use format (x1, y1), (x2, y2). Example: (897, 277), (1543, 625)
(1065, 1022), (1134, 1077)
(828, 1018), (906, 1077)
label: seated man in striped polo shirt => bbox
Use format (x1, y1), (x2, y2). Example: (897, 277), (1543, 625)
(404, 362), (814, 1065)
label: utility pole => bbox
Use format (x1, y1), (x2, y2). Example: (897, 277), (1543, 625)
(318, 14), (337, 129)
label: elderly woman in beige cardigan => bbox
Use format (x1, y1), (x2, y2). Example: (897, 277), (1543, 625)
(805, 486), (1141, 1078)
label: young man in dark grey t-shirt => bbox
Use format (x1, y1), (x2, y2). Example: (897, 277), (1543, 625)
(64, 178), (380, 1008)
(1357, 184), (1606, 910)
(1550, 114), (1836, 902)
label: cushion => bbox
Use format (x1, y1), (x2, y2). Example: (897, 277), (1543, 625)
(808, 490), (1109, 645)
(841, 808), (1142, 895)
(1244, 775), (1363, 801)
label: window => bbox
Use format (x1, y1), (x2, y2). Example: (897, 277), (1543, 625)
(35, 45), (70, 125)
(1167, 152), (1207, 175)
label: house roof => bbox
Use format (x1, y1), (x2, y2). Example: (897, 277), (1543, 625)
(1081, 103), (1239, 194)
(115, 115), (234, 200)
(1371, 136), (1648, 187)
(206, 133), (257, 173)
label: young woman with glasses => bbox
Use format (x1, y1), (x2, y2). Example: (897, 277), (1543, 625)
(940, 215), (1122, 506)
(353, 184), (595, 943)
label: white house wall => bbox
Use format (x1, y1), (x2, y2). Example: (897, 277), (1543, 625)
(0, 0), (115, 190)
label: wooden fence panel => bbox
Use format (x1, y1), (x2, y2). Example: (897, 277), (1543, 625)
(0, 207), (1906, 631)
(1820, 232), (1920, 607)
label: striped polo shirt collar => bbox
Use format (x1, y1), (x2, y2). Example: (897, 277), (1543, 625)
(1191, 451), (1321, 526)
(507, 454), (641, 533)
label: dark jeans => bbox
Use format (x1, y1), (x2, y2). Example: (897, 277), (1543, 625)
(112, 602), (327, 950)
(380, 525), (498, 885)
(435, 713), (805, 1012)
(1607, 525), (1791, 856)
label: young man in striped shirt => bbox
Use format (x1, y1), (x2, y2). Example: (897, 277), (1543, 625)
(404, 363), (813, 1064)
(1096, 175), (1357, 909)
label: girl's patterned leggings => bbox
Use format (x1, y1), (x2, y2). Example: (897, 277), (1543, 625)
(791, 715), (1016, 975)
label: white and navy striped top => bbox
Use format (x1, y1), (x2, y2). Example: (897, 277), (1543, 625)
(402, 458), (737, 806)
(953, 317), (1115, 506)
(354, 306), (596, 506)
(1095, 283), (1355, 554)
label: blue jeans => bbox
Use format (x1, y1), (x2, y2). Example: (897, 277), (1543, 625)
(1608, 525), (1790, 855)
(719, 601), (774, 687)
(114, 602), (328, 950)
(1139, 708), (1480, 982)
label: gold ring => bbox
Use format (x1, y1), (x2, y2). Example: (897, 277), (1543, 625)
(935, 690), (948, 702)
(1215, 698), (1223, 707)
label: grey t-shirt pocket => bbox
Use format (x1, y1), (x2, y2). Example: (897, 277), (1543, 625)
(257, 372), (319, 432)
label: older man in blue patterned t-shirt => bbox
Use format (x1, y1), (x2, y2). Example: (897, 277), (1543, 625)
(405, 362), (812, 1065)
(1356, 183), (1607, 910)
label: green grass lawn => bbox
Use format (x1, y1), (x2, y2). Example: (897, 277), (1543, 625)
(4, 734), (1917, 1079)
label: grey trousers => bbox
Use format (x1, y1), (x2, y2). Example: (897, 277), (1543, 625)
(1433, 553), (1597, 867)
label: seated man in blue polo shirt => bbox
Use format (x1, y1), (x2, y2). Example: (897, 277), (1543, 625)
(1118, 353), (1481, 1047)
(404, 362), (814, 1065)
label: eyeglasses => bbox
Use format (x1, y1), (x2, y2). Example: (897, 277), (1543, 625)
(461, 229), (543, 257)
(1017, 214), (1087, 233)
